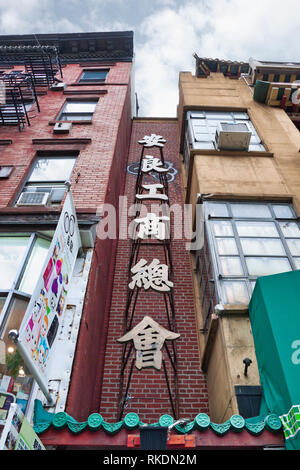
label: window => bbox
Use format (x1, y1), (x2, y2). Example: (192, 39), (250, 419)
(58, 100), (97, 121)
(196, 201), (300, 317)
(186, 110), (265, 152)
(79, 69), (109, 83)
(0, 234), (51, 418)
(19, 154), (77, 206)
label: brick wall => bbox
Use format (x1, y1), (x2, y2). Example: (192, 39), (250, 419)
(0, 62), (132, 213)
(99, 119), (209, 423)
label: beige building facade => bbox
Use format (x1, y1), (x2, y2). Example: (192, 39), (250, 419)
(178, 65), (300, 423)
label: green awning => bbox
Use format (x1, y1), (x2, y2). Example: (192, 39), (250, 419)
(249, 270), (300, 450)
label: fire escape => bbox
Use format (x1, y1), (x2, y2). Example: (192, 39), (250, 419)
(0, 45), (63, 130)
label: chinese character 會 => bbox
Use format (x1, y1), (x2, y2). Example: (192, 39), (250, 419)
(117, 316), (180, 370)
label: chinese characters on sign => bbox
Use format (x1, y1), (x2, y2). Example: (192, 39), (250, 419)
(129, 258), (173, 292)
(118, 316), (180, 370)
(120, 134), (179, 372)
(134, 213), (170, 240)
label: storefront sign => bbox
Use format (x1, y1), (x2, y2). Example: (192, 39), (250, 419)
(249, 270), (300, 450)
(12, 190), (81, 403)
(0, 403), (45, 450)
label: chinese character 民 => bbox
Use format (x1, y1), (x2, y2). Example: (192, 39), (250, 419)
(138, 134), (166, 148)
(128, 258), (173, 292)
(134, 212), (170, 240)
(118, 316), (180, 370)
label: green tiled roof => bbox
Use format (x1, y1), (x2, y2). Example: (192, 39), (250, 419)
(33, 399), (282, 437)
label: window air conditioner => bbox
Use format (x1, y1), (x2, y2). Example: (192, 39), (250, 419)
(16, 191), (49, 206)
(51, 82), (66, 91)
(215, 122), (252, 151)
(53, 122), (72, 134)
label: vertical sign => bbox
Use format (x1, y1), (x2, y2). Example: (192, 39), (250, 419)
(0, 403), (45, 450)
(12, 189), (81, 403)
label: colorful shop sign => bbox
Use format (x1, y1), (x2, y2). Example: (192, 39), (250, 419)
(0, 403), (45, 450)
(16, 190), (81, 396)
(249, 270), (300, 450)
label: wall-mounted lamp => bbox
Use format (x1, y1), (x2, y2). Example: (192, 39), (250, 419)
(243, 357), (252, 376)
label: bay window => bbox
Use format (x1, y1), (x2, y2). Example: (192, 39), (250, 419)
(196, 201), (300, 330)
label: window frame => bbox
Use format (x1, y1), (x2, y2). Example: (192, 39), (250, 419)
(186, 110), (266, 153)
(78, 68), (109, 84)
(56, 98), (99, 124)
(201, 200), (300, 306)
(15, 153), (77, 206)
(0, 232), (52, 334)
(0, 232), (52, 418)
(57, 98), (98, 122)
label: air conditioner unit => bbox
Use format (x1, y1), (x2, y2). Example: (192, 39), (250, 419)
(53, 122), (72, 134)
(16, 191), (49, 206)
(51, 82), (66, 91)
(215, 122), (252, 151)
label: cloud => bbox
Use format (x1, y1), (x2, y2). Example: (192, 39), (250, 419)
(0, 0), (299, 117)
(135, 0), (300, 117)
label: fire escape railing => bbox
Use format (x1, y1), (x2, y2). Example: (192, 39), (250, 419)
(0, 45), (63, 130)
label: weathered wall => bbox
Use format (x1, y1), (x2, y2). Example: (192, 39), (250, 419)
(178, 71), (300, 422)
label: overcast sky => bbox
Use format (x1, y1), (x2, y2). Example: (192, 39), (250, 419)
(0, 0), (299, 117)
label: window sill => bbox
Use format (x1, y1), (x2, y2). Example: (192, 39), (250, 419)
(49, 120), (92, 125)
(190, 148), (274, 158)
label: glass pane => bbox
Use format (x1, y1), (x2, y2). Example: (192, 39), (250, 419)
(81, 70), (107, 81)
(231, 203), (271, 218)
(19, 237), (51, 295)
(0, 296), (33, 417)
(0, 296), (6, 317)
(279, 221), (300, 237)
(233, 112), (249, 120)
(216, 238), (238, 255)
(293, 258), (300, 269)
(250, 280), (257, 293)
(240, 238), (285, 256)
(212, 220), (233, 236)
(194, 133), (212, 142)
(193, 125), (208, 133)
(249, 143), (265, 152)
(190, 112), (205, 119)
(221, 280), (249, 304)
(286, 239), (300, 256)
(206, 111), (233, 120)
(273, 205), (294, 219)
(236, 221), (279, 237)
(64, 101), (97, 113)
(193, 141), (214, 150)
(219, 256), (244, 276)
(60, 113), (93, 121)
(0, 237), (29, 289)
(191, 119), (206, 126)
(207, 202), (229, 217)
(245, 257), (291, 276)
(29, 157), (76, 182)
